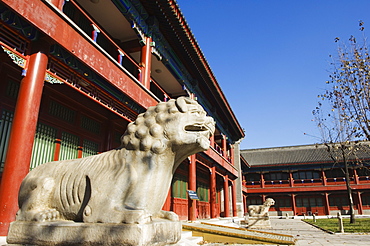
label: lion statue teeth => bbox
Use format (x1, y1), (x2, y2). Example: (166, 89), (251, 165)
(16, 97), (215, 224)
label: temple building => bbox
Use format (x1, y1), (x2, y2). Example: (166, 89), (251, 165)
(241, 143), (370, 216)
(0, 0), (245, 235)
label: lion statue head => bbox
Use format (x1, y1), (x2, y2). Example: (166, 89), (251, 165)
(264, 198), (275, 207)
(121, 97), (215, 165)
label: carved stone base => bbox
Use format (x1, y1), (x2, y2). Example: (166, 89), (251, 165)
(247, 216), (272, 229)
(7, 219), (182, 246)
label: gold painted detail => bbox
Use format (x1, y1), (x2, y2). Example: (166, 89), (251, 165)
(1, 45), (27, 68)
(45, 71), (64, 84)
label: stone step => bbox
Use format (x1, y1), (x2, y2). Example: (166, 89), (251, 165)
(182, 221), (296, 245)
(176, 230), (204, 246)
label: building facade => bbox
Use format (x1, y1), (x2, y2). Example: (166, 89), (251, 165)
(241, 144), (370, 216)
(0, 0), (244, 235)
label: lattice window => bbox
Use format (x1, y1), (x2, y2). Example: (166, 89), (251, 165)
(82, 139), (99, 158)
(246, 196), (262, 206)
(0, 109), (13, 172)
(273, 196), (292, 208)
(172, 174), (188, 199)
(362, 193), (370, 206)
(297, 196), (324, 207)
(81, 115), (101, 134)
(293, 171), (320, 180)
(59, 132), (79, 161)
(247, 173), (260, 182)
(48, 100), (76, 124)
(5, 79), (19, 99)
(326, 168), (346, 178)
(329, 195), (349, 207)
(264, 172), (289, 181)
(30, 123), (57, 170)
(114, 132), (122, 146)
(196, 181), (209, 202)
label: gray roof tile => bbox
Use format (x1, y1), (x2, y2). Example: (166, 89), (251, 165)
(241, 142), (370, 166)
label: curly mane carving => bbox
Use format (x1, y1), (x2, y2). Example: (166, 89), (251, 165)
(16, 97), (215, 224)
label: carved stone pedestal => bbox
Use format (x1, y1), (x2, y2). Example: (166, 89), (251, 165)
(247, 216), (272, 229)
(7, 219), (182, 246)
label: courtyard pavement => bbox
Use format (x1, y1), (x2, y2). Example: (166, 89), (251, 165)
(0, 217), (369, 245)
(203, 216), (370, 246)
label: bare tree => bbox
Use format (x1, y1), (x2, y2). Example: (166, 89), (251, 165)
(313, 21), (370, 223)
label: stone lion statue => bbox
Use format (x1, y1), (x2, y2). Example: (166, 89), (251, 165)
(16, 97), (215, 224)
(248, 198), (275, 217)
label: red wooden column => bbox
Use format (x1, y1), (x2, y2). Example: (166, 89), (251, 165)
(324, 192), (330, 215)
(321, 169), (327, 186)
(289, 172), (294, 187)
(221, 134), (227, 158)
(77, 146), (83, 158)
(243, 195), (247, 215)
(356, 191), (363, 215)
(53, 139), (61, 161)
(0, 47), (48, 235)
(260, 173), (265, 188)
(231, 180), (237, 217)
(162, 189), (171, 212)
(188, 154), (197, 221)
(223, 175), (230, 217)
(140, 36), (152, 89)
(291, 194), (297, 215)
(209, 166), (217, 218)
(353, 169), (360, 185)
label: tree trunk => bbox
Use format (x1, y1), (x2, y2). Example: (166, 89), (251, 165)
(344, 157), (356, 223)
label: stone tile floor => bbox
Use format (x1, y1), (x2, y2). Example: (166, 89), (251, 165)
(203, 217), (370, 246)
(1, 217), (369, 245)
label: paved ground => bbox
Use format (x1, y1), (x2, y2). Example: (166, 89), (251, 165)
(1, 217), (369, 245)
(204, 217), (370, 246)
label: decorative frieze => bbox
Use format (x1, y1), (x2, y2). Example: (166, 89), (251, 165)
(1, 45), (27, 68)
(45, 71), (64, 84)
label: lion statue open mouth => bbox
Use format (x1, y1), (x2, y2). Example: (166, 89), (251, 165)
(16, 97), (215, 224)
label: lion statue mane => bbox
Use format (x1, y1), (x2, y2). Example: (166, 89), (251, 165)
(248, 198), (275, 218)
(16, 97), (215, 224)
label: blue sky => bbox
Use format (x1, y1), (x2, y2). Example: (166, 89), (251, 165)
(176, 0), (370, 150)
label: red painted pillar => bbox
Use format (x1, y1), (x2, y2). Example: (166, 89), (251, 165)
(324, 193), (330, 215)
(289, 172), (294, 187)
(209, 166), (217, 218)
(221, 134), (227, 158)
(322, 169), (327, 186)
(162, 189), (171, 212)
(260, 173), (265, 188)
(356, 191), (363, 215)
(77, 146), (83, 158)
(243, 195), (247, 215)
(53, 139), (61, 161)
(188, 154), (197, 221)
(231, 180), (237, 217)
(0, 48), (48, 235)
(353, 169), (360, 184)
(291, 194), (297, 216)
(223, 175), (230, 217)
(140, 36), (152, 89)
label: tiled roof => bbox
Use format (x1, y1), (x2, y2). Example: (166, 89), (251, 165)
(139, 0), (245, 142)
(241, 142), (370, 166)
